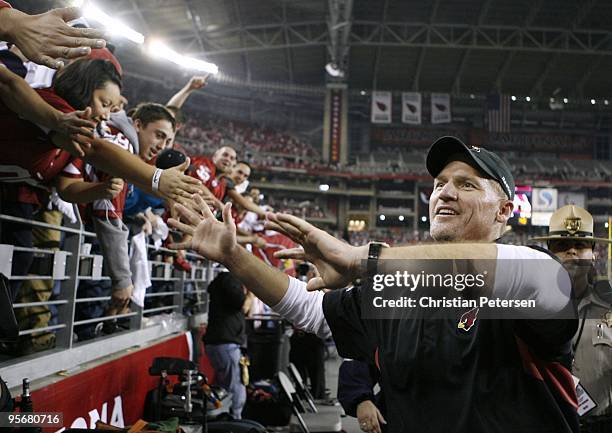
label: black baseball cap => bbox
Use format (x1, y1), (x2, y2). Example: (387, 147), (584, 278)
(156, 149), (186, 170)
(426, 136), (515, 200)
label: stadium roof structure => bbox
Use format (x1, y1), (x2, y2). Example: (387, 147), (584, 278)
(77, 0), (612, 100)
(11, 0), (612, 99)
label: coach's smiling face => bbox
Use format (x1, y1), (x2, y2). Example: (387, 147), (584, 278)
(429, 155), (513, 242)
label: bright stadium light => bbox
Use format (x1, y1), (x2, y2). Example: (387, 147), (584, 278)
(605, 100), (609, 105)
(325, 62), (344, 78)
(525, 96), (531, 102)
(319, 184), (330, 192)
(83, 3), (144, 44)
(398, 215), (405, 221)
(379, 215), (386, 221)
(563, 98), (568, 104)
(421, 216), (427, 222)
(591, 99), (596, 105)
(511, 95), (516, 101)
(148, 39), (219, 74)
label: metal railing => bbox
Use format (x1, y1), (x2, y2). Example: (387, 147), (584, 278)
(0, 208), (214, 388)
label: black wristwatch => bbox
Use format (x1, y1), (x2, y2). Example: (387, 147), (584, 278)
(366, 241), (387, 277)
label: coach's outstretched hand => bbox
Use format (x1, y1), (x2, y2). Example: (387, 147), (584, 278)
(266, 213), (368, 291)
(0, 7), (106, 69)
(168, 195), (238, 264)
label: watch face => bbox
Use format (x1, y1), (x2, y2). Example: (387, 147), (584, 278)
(369, 242), (382, 259)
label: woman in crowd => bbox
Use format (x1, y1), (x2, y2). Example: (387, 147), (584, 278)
(0, 57), (201, 301)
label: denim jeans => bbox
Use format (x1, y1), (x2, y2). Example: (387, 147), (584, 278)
(206, 343), (246, 419)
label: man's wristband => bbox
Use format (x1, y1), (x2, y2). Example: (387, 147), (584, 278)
(366, 241), (387, 277)
(151, 168), (163, 192)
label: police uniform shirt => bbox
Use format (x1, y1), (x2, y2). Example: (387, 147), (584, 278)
(573, 291), (612, 416)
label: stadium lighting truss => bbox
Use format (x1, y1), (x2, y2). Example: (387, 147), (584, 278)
(167, 21), (612, 57)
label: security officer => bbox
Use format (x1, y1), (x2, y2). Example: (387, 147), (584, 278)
(532, 205), (612, 431)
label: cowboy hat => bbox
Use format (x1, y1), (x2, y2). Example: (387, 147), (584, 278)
(530, 205), (611, 244)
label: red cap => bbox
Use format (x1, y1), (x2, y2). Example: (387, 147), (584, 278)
(88, 48), (122, 76)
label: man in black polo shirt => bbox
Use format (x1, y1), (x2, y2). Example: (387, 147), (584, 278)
(205, 271), (248, 419)
(169, 136), (579, 433)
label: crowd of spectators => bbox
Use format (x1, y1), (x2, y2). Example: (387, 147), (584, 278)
(506, 156), (612, 182)
(266, 197), (330, 220)
(179, 119), (612, 183)
(178, 117), (319, 159)
(347, 228), (430, 246)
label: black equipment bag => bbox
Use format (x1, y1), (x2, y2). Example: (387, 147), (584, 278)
(0, 274), (18, 342)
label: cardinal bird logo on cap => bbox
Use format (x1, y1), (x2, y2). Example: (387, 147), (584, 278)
(458, 307), (479, 332)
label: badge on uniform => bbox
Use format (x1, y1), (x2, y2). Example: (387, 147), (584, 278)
(576, 383), (597, 416)
(602, 311), (612, 328)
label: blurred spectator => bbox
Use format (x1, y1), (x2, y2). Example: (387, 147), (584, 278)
(205, 272), (249, 419)
(266, 197), (330, 220)
(290, 262), (327, 399)
(177, 116), (319, 160)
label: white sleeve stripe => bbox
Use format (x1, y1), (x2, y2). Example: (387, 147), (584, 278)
(272, 276), (331, 339)
(63, 163), (81, 175)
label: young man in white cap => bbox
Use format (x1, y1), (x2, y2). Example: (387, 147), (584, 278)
(532, 205), (612, 428)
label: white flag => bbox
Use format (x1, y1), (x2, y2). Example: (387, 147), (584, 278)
(371, 91), (392, 123)
(431, 93), (451, 124)
(402, 92), (421, 124)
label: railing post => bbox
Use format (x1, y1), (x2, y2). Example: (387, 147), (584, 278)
(54, 206), (82, 349)
(128, 238), (143, 330)
(174, 266), (185, 315)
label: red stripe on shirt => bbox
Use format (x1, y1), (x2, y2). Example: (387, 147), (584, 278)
(515, 336), (578, 409)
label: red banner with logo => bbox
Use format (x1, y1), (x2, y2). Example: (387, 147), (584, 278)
(28, 333), (209, 432)
(329, 89), (342, 163)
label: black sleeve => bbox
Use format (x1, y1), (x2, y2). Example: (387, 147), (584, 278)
(513, 320), (577, 362)
(337, 360), (377, 417)
(512, 245), (578, 360)
(225, 177), (235, 191)
(322, 287), (376, 364)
